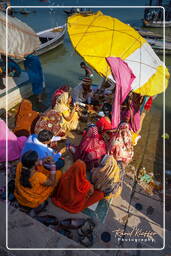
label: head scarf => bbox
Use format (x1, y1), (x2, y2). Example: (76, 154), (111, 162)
(75, 125), (106, 169)
(14, 99), (39, 137)
(91, 155), (121, 195)
(51, 85), (69, 108)
(52, 160), (92, 213)
(54, 92), (69, 113)
(108, 122), (134, 165)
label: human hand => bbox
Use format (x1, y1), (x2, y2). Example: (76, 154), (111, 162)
(87, 185), (94, 198)
(74, 105), (80, 112)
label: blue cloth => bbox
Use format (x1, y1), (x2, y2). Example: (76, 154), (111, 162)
(0, 58), (21, 77)
(140, 96), (149, 114)
(24, 55), (43, 95)
(55, 158), (65, 169)
(21, 134), (61, 162)
(8, 59), (21, 77)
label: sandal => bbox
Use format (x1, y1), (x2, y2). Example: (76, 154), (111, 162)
(78, 232), (94, 247)
(60, 218), (86, 230)
(77, 219), (95, 247)
(34, 215), (59, 226)
(79, 219), (95, 235)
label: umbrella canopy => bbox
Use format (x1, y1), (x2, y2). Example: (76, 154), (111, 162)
(68, 11), (170, 96)
(0, 11), (40, 59)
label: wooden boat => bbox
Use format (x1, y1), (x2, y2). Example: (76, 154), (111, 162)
(143, 19), (171, 27)
(0, 25), (66, 111)
(0, 72), (32, 111)
(147, 38), (171, 54)
(143, 0), (171, 27)
(36, 24), (66, 56)
(64, 8), (93, 17)
(136, 27), (171, 54)
(19, 8), (32, 15)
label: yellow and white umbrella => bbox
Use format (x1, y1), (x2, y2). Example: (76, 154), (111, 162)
(0, 11), (40, 59)
(68, 11), (169, 96)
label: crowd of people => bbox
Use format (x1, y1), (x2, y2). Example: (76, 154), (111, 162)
(0, 62), (153, 218)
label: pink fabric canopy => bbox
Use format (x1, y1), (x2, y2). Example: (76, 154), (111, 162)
(0, 119), (27, 162)
(106, 57), (136, 129)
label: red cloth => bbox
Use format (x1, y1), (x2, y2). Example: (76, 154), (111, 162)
(106, 57), (136, 129)
(52, 160), (104, 213)
(144, 97), (153, 111)
(96, 117), (112, 132)
(75, 126), (106, 169)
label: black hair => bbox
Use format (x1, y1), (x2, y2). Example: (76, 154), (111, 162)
(80, 62), (85, 66)
(102, 103), (112, 119)
(38, 129), (53, 142)
(20, 151), (38, 188)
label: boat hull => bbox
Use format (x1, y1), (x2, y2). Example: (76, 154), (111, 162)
(143, 19), (171, 27)
(0, 25), (66, 111)
(0, 72), (32, 111)
(36, 33), (65, 56)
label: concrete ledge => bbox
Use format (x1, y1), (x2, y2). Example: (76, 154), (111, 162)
(0, 201), (98, 255)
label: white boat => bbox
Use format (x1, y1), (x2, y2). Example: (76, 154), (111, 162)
(135, 27), (171, 55)
(0, 25), (67, 111)
(36, 24), (67, 56)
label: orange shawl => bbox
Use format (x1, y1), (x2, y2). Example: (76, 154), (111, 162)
(14, 99), (39, 137)
(52, 160), (104, 213)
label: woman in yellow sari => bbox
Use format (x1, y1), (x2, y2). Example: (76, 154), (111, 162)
(14, 150), (62, 210)
(53, 92), (79, 133)
(91, 155), (124, 199)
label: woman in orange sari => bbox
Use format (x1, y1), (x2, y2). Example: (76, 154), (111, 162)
(52, 160), (104, 213)
(14, 99), (39, 137)
(14, 150), (62, 210)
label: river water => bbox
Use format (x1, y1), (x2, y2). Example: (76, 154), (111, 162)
(11, 0), (171, 117)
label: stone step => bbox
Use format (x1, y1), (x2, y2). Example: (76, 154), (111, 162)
(0, 201), (99, 256)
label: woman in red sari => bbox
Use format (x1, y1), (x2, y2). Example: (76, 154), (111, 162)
(52, 160), (104, 213)
(72, 125), (107, 170)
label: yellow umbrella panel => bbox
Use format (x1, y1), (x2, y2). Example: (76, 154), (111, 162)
(68, 11), (169, 96)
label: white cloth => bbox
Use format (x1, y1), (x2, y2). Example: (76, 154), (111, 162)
(0, 12), (40, 58)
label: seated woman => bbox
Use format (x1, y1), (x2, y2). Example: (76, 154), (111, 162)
(14, 99), (39, 137)
(51, 85), (69, 108)
(0, 118), (27, 162)
(52, 159), (104, 214)
(91, 155), (124, 199)
(108, 122), (134, 168)
(14, 150), (62, 212)
(53, 92), (79, 134)
(34, 109), (64, 137)
(70, 125), (106, 170)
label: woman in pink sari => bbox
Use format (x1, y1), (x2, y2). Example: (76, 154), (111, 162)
(70, 125), (106, 170)
(108, 122), (134, 167)
(121, 92), (143, 133)
(0, 119), (27, 162)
